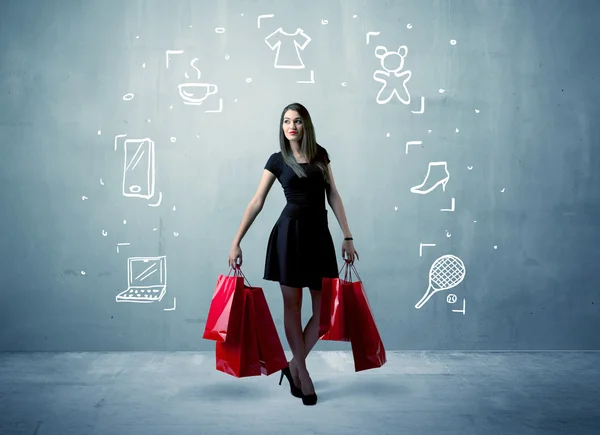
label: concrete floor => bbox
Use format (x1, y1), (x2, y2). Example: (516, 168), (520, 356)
(0, 351), (599, 435)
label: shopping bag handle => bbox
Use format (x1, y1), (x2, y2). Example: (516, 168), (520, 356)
(226, 265), (252, 288)
(337, 259), (362, 283)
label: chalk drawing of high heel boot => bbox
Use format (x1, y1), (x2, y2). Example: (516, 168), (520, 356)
(410, 162), (450, 195)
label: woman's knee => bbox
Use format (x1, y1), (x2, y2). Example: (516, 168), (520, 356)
(280, 285), (302, 313)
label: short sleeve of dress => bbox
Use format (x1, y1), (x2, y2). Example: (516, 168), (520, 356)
(318, 145), (331, 164)
(264, 152), (280, 177)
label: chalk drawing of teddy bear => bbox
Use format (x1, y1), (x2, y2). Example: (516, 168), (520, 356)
(373, 45), (412, 105)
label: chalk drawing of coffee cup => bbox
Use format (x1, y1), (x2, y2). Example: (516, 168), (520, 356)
(178, 83), (218, 105)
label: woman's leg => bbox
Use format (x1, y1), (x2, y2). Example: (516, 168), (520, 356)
(280, 284), (308, 389)
(289, 289), (321, 374)
(304, 289), (322, 355)
(288, 289), (321, 396)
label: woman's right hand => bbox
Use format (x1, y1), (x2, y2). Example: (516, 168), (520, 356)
(228, 245), (242, 269)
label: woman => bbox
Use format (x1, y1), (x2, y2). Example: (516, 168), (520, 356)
(227, 102), (359, 406)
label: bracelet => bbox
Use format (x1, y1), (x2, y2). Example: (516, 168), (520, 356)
(344, 237), (353, 241)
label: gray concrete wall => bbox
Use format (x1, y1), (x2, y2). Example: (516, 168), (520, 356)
(1, 0), (598, 351)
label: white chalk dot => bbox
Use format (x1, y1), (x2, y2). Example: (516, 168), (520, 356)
(386, 132), (390, 137)
(100, 179), (104, 185)
(189, 25), (193, 28)
(123, 220), (127, 224)
(394, 206), (398, 211)
(146, 119), (151, 123)
(97, 130), (101, 135)
(173, 206), (176, 211)
(475, 109), (480, 113)
(341, 82), (347, 87)
(136, 35), (139, 39)
(225, 54), (230, 60)
(234, 98), (238, 102)
(245, 77), (252, 83)
(500, 188), (505, 193)
(450, 39), (457, 45)
(81, 196), (88, 200)
(321, 19), (328, 25)
(102, 230), (107, 236)
(123, 93), (134, 101)
(455, 128), (460, 133)
(153, 228), (158, 231)
(142, 63), (146, 68)
(174, 232), (179, 237)
(215, 27), (225, 33)
(467, 166), (473, 170)
(169, 105), (173, 109)
(170, 137), (176, 143)
(473, 220), (477, 223)
(407, 23), (412, 29)
(428, 129), (432, 133)
(196, 134), (200, 138)
(439, 89), (445, 93)
(81, 271), (86, 275)
(494, 245), (498, 249)
(353, 15), (358, 18)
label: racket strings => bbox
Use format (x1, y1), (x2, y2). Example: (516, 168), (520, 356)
(431, 258), (465, 289)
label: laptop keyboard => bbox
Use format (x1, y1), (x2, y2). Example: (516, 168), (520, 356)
(116, 288), (163, 301)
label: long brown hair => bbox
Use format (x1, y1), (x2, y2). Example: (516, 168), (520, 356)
(278, 102), (331, 184)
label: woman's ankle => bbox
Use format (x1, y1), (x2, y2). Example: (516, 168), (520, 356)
(297, 366), (311, 379)
(298, 372), (314, 394)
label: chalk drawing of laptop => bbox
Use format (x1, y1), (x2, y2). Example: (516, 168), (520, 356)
(116, 256), (167, 303)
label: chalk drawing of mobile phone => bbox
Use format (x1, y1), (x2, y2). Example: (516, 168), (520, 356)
(121, 138), (155, 199)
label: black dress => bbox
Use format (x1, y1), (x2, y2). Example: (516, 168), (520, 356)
(263, 144), (339, 291)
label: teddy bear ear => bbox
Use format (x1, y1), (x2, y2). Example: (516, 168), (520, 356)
(374, 46), (388, 59)
(397, 45), (408, 57)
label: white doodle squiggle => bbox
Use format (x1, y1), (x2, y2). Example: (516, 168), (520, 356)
(419, 243), (436, 257)
(441, 198), (455, 212)
(366, 31), (380, 45)
(257, 14), (274, 29)
(148, 191), (163, 207)
(452, 299), (466, 314)
(164, 297), (177, 311)
(166, 49), (184, 69)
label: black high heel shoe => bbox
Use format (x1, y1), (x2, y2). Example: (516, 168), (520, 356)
(279, 366), (302, 398)
(301, 392), (318, 406)
(300, 375), (318, 406)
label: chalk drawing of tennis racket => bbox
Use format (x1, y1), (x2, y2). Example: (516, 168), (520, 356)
(415, 254), (466, 309)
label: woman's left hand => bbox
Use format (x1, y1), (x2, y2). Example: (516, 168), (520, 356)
(342, 239), (359, 264)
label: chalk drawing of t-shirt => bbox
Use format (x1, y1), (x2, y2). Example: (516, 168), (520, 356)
(265, 28), (311, 69)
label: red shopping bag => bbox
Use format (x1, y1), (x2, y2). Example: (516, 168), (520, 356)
(216, 286), (263, 378)
(318, 269), (351, 342)
(252, 288), (288, 376)
(203, 267), (247, 343)
(343, 262), (387, 372)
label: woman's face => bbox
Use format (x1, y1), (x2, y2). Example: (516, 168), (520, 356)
(282, 110), (303, 142)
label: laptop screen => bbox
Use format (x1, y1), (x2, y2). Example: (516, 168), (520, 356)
(128, 256), (166, 288)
